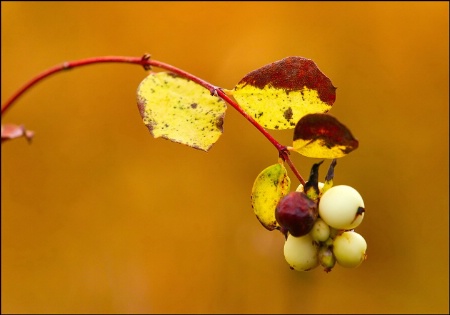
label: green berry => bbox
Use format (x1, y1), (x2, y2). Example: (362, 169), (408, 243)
(318, 245), (336, 272)
(329, 227), (341, 239)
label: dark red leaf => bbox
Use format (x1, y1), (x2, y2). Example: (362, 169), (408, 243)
(292, 113), (358, 158)
(237, 56), (336, 105)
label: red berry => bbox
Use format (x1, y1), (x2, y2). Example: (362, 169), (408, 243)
(275, 191), (318, 237)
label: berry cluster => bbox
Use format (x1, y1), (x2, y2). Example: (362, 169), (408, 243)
(276, 161), (367, 272)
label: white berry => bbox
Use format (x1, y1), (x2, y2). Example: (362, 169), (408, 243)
(284, 233), (319, 271)
(318, 185), (365, 230)
(333, 231), (367, 268)
(310, 218), (330, 242)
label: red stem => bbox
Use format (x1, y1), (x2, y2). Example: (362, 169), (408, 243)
(1, 56), (145, 115)
(1, 55), (305, 185)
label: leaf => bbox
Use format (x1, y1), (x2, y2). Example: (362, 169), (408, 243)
(232, 56), (336, 130)
(1, 124), (34, 144)
(292, 113), (358, 158)
(304, 160), (324, 201)
(251, 161), (291, 231)
(137, 72), (227, 152)
(322, 159), (337, 194)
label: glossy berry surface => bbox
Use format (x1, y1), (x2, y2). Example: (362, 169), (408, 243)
(275, 191), (318, 237)
(318, 185), (365, 230)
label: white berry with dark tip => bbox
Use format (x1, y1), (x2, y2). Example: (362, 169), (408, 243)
(318, 185), (365, 230)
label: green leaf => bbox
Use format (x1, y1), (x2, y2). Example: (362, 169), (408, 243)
(251, 161), (291, 231)
(232, 56), (336, 130)
(292, 113), (359, 158)
(137, 72), (227, 152)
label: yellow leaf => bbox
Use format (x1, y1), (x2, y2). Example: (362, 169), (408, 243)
(137, 72), (227, 151)
(232, 56), (336, 130)
(251, 161), (291, 231)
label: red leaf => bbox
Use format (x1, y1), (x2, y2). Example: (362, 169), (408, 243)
(1, 124), (34, 144)
(237, 56), (336, 105)
(292, 113), (358, 158)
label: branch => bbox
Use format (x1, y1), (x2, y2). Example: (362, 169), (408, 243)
(1, 55), (305, 185)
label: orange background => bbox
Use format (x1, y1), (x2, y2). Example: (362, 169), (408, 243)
(1, 2), (448, 314)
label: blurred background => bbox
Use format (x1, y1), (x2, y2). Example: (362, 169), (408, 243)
(1, 2), (448, 314)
